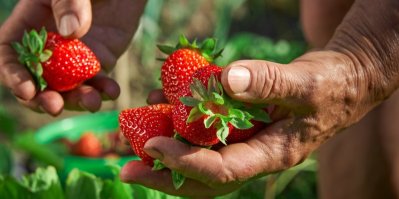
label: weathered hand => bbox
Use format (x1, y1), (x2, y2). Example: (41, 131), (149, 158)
(0, 0), (146, 115)
(120, 0), (399, 196)
(120, 50), (374, 197)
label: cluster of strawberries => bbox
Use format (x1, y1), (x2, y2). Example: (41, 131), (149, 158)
(118, 36), (271, 168)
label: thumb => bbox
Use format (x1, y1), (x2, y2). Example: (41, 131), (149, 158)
(221, 60), (309, 105)
(51, 0), (92, 38)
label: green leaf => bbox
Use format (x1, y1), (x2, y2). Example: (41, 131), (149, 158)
(187, 107), (203, 123)
(204, 115), (217, 128)
(230, 118), (253, 130)
(216, 126), (229, 145)
(173, 133), (192, 145)
(198, 102), (213, 115)
(172, 170), (185, 190)
(247, 108), (272, 123)
(22, 31), (29, 47)
(66, 169), (102, 199)
(212, 92), (224, 105)
(180, 96), (201, 107)
(190, 78), (208, 100)
(20, 166), (64, 199)
(207, 74), (217, 94)
(35, 62), (44, 77)
(38, 76), (48, 91)
(39, 49), (52, 63)
(100, 165), (133, 199)
(200, 38), (216, 53)
(178, 35), (190, 47)
(152, 159), (166, 171)
(229, 108), (246, 120)
(11, 42), (25, 55)
(39, 27), (47, 46)
(157, 45), (176, 55)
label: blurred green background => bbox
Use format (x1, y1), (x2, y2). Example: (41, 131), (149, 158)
(0, 0), (316, 198)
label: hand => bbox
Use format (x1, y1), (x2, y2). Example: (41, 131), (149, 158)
(0, 0), (146, 116)
(120, 50), (377, 197)
(120, 0), (399, 197)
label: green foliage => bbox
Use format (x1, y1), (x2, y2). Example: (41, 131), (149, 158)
(13, 132), (64, 170)
(0, 166), (64, 199)
(0, 165), (188, 199)
(0, 143), (12, 175)
(0, 0), (16, 23)
(216, 33), (307, 66)
(0, 105), (17, 138)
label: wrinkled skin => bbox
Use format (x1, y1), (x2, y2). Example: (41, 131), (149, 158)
(303, 0), (399, 198)
(0, 0), (146, 115)
(120, 0), (399, 197)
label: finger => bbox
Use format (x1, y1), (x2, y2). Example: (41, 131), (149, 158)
(17, 90), (64, 116)
(0, 0), (53, 100)
(51, 0), (92, 38)
(147, 89), (168, 104)
(0, 46), (36, 100)
(221, 60), (311, 106)
(85, 74), (120, 100)
(62, 85), (102, 112)
(143, 137), (243, 187)
(120, 161), (231, 197)
(144, 120), (310, 185)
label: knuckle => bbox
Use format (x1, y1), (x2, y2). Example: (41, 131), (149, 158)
(250, 62), (281, 101)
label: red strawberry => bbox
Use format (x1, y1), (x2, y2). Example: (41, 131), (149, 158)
(227, 120), (265, 143)
(159, 35), (222, 105)
(72, 132), (102, 157)
(12, 28), (101, 92)
(119, 104), (174, 165)
(175, 65), (271, 146)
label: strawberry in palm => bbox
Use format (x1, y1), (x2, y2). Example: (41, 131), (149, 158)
(119, 104), (174, 166)
(159, 35), (222, 105)
(12, 28), (101, 92)
(174, 65), (271, 146)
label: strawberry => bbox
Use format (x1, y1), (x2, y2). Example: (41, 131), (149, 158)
(71, 132), (102, 158)
(227, 120), (265, 143)
(175, 65), (271, 146)
(12, 28), (101, 92)
(119, 104), (174, 165)
(159, 35), (222, 105)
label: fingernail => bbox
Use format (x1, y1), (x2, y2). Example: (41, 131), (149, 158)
(227, 66), (251, 94)
(144, 147), (163, 160)
(59, 14), (79, 37)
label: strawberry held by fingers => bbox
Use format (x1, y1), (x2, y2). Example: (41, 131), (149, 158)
(119, 104), (174, 166)
(159, 35), (223, 105)
(174, 65), (271, 146)
(12, 28), (101, 92)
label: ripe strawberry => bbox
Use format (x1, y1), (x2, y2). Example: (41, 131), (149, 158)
(119, 104), (174, 165)
(159, 35), (222, 105)
(175, 65), (271, 146)
(12, 28), (101, 92)
(227, 120), (265, 143)
(72, 132), (102, 157)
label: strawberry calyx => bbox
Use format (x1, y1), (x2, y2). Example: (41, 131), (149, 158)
(157, 35), (223, 63)
(180, 75), (272, 145)
(12, 27), (51, 91)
